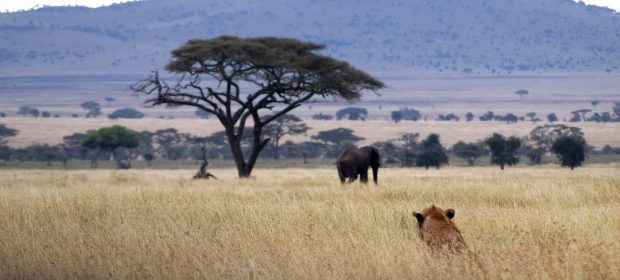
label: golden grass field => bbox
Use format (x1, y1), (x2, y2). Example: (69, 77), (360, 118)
(0, 166), (618, 279)
(3, 117), (620, 148)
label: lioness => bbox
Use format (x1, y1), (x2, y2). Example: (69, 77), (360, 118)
(413, 205), (467, 252)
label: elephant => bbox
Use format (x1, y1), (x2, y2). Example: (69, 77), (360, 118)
(336, 146), (381, 184)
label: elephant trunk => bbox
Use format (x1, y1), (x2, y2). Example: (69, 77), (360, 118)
(370, 147), (380, 185)
(372, 166), (378, 185)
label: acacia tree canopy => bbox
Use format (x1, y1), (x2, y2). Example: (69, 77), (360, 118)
(485, 133), (522, 170)
(0, 124), (19, 146)
(131, 36), (384, 177)
(80, 125), (139, 169)
(262, 114), (310, 160)
(551, 135), (586, 170)
(416, 133), (448, 169)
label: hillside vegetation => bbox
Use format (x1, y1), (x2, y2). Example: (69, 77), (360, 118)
(1, 0), (619, 76)
(0, 167), (618, 278)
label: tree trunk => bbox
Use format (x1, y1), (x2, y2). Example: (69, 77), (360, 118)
(228, 140), (249, 178)
(245, 123), (271, 178)
(226, 125), (268, 178)
(112, 149), (131, 169)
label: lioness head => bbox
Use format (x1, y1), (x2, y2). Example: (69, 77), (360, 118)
(413, 205), (466, 252)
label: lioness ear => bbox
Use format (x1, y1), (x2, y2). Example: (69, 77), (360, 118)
(445, 209), (455, 219)
(414, 212), (425, 224)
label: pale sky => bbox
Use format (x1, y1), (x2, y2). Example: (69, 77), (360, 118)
(0, 0), (619, 12)
(0, 0), (137, 12)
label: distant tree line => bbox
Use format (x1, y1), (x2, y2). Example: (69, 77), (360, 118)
(0, 121), (615, 170)
(6, 102), (620, 124)
(309, 103), (620, 124)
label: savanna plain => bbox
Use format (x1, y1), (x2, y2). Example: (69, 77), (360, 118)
(0, 166), (618, 279)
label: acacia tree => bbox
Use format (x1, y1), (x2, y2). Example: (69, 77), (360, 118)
(262, 114), (309, 160)
(105, 97), (116, 106)
(485, 133), (521, 170)
(80, 125), (140, 169)
(613, 102), (620, 120)
(525, 124), (583, 164)
(311, 128), (365, 146)
(451, 141), (488, 166)
(0, 124), (18, 146)
(515, 89), (529, 99)
(81, 101), (101, 118)
(551, 135), (586, 170)
(416, 133), (448, 169)
(131, 36), (383, 177)
(547, 113), (558, 123)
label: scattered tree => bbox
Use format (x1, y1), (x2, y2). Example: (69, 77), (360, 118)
(311, 128), (364, 145)
(17, 106), (39, 118)
(81, 101), (101, 118)
(452, 141), (488, 166)
(525, 124), (583, 164)
(485, 133), (521, 170)
(551, 135), (586, 170)
(80, 125), (140, 169)
(601, 145), (620, 155)
(336, 107), (368, 121)
(547, 113), (558, 123)
(465, 112), (474, 122)
(515, 89), (529, 99)
(502, 113), (519, 124)
(416, 133), (448, 169)
(108, 108), (145, 119)
(105, 97), (116, 106)
(130, 36), (383, 177)
(437, 113), (459, 121)
(312, 113), (333, 120)
(479, 111), (495, 121)
(391, 107), (421, 123)
(570, 109), (591, 122)
(263, 114), (310, 160)
(0, 124), (18, 146)
(613, 102), (620, 119)
(526, 112), (537, 123)
(17, 106), (32, 117)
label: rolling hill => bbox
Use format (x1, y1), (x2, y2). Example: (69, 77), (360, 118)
(1, 0), (619, 77)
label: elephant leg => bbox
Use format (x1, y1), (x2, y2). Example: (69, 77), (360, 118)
(360, 173), (368, 184)
(338, 169), (346, 184)
(360, 171), (369, 184)
(346, 171), (358, 183)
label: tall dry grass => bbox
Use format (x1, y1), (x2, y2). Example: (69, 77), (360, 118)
(0, 167), (618, 279)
